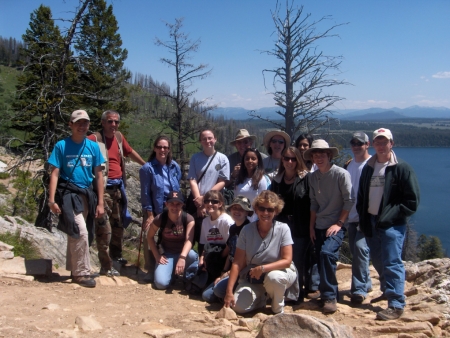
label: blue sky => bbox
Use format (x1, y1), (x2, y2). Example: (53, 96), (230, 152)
(2, 0), (450, 111)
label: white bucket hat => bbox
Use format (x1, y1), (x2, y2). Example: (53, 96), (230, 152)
(303, 139), (339, 161)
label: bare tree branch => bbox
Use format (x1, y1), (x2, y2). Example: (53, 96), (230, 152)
(258, 0), (350, 139)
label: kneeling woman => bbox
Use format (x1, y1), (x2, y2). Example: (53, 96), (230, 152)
(147, 191), (198, 289)
(224, 191), (299, 314)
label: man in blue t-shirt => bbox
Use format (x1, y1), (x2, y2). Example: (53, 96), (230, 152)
(48, 110), (105, 288)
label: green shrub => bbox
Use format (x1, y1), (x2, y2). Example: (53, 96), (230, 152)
(0, 183), (9, 194)
(417, 234), (445, 260)
(11, 170), (41, 222)
(0, 172), (10, 179)
(0, 230), (41, 259)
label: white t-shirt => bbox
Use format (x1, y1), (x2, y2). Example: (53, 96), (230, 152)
(188, 151), (230, 196)
(368, 160), (388, 215)
(347, 156), (371, 222)
(234, 176), (269, 222)
(199, 212), (234, 245)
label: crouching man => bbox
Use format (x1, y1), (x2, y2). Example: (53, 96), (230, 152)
(48, 110), (105, 287)
(357, 128), (420, 320)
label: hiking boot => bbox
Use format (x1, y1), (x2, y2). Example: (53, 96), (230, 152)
(143, 271), (154, 283)
(72, 275), (96, 288)
(306, 290), (321, 300)
(114, 257), (128, 265)
(100, 267), (120, 277)
(322, 298), (337, 313)
(351, 294), (365, 304)
(370, 294), (388, 303)
(376, 307), (404, 321)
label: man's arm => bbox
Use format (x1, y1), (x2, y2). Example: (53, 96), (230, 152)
(211, 178), (226, 192)
(94, 166), (105, 218)
(48, 167), (61, 215)
(128, 149), (145, 166)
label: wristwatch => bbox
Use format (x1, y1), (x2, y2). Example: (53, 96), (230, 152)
(48, 201), (56, 206)
(337, 220), (344, 227)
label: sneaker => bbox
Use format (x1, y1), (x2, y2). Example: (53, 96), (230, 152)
(100, 267), (120, 277)
(143, 271), (154, 283)
(306, 290), (321, 300)
(351, 294), (365, 304)
(72, 275), (96, 288)
(114, 257), (128, 265)
(322, 298), (337, 313)
(370, 294), (388, 303)
(376, 307), (404, 321)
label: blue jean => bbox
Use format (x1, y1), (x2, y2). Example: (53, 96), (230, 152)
(154, 249), (198, 290)
(365, 215), (406, 309)
(348, 222), (372, 296)
(305, 242), (319, 292)
(292, 236), (311, 300)
(202, 276), (230, 303)
(315, 227), (346, 300)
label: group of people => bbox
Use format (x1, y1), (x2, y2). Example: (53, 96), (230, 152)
(48, 109), (420, 321)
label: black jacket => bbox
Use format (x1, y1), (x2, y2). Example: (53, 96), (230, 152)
(356, 151), (420, 237)
(271, 171), (311, 238)
(56, 181), (98, 245)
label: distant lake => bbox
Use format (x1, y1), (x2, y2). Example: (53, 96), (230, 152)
(345, 147), (450, 253)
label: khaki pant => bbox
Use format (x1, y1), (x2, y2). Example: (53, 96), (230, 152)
(66, 195), (91, 277)
(233, 268), (297, 314)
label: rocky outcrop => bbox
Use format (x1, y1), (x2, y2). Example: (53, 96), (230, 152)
(0, 215), (100, 270)
(123, 161), (144, 220)
(257, 313), (354, 338)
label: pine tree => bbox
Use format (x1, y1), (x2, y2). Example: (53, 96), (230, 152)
(12, 5), (68, 159)
(75, 0), (131, 127)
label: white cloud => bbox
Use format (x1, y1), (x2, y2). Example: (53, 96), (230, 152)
(432, 72), (450, 79)
(416, 98), (450, 106)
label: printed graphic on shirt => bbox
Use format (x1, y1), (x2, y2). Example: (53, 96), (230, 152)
(206, 227), (224, 242)
(370, 175), (385, 187)
(162, 223), (184, 240)
(66, 154), (93, 168)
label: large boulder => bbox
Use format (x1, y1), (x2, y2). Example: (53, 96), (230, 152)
(124, 161), (144, 220)
(0, 216), (99, 269)
(256, 313), (354, 338)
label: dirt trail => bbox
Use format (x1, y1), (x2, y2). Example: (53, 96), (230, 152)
(0, 266), (391, 337)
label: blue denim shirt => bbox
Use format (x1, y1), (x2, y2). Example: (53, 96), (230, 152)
(139, 158), (181, 215)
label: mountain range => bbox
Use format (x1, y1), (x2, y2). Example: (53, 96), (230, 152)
(211, 105), (450, 120)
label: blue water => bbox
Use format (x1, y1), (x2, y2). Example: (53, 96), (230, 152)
(345, 147), (450, 252)
(393, 148), (450, 253)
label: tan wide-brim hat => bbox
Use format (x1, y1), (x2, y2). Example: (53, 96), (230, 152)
(303, 139), (339, 161)
(230, 129), (257, 146)
(262, 130), (291, 149)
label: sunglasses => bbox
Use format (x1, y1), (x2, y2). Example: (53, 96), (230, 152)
(350, 141), (364, 147)
(283, 156), (297, 162)
(204, 199), (220, 205)
(257, 206), (275, 213)
(155, 145), (170, 150)
(107, 120), (120, 125)
(271, 139), (285, 145)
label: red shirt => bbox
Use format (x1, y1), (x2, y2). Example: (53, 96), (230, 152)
(87, 133), (133, 179)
